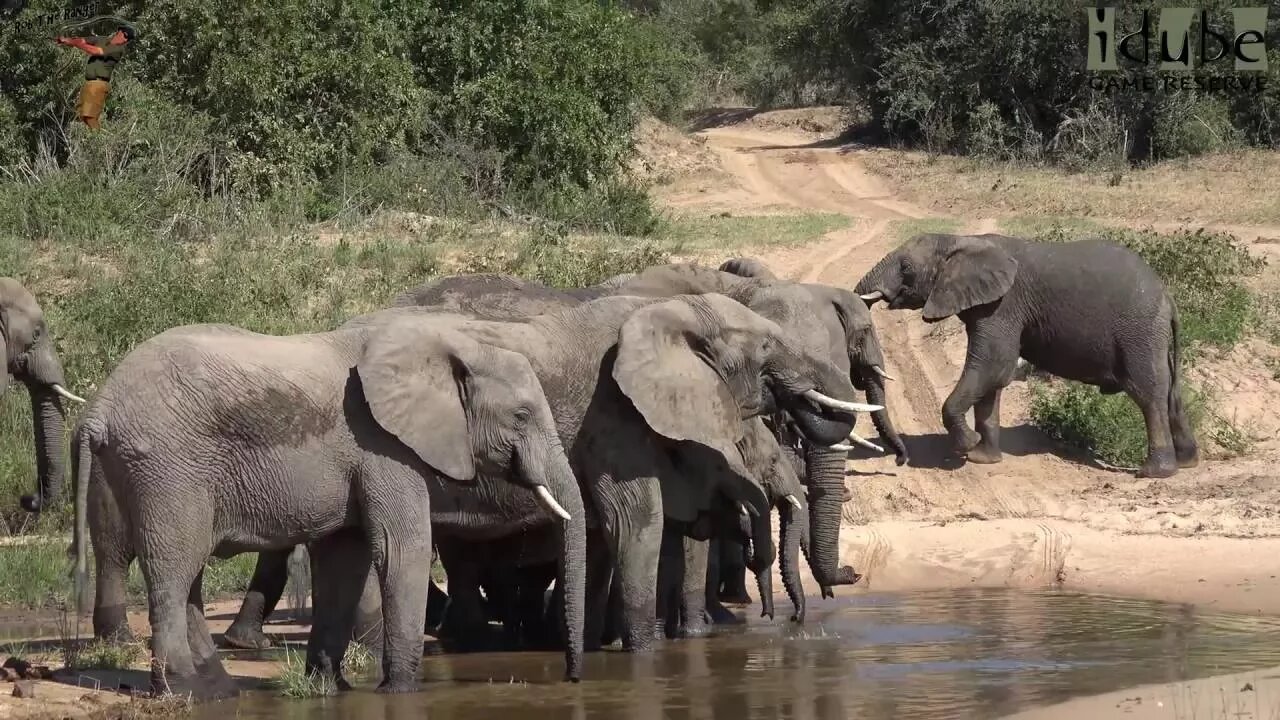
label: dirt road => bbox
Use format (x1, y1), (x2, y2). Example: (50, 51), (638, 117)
(663, 113), (1280, 616)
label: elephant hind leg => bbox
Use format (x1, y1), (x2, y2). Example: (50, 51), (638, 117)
(306, 530), (371, 691)
(1128, 381), (1177, 479)
(186, 569), (236, 699)
(137, 533), (216, 700)
(223, 548), (291, 650)
(1169, 377), (1199, 468)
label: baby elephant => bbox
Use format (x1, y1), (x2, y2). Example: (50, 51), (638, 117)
(856, 233), (1198, 478)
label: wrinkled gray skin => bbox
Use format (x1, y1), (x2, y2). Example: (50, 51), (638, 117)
(71, 320), (587, 700)
(334, 293), (861, 653)
(220, 274), (596, 651)
(0, 279), (73, 518)
(658, 416), (810, 637)
(592, 262), (905, 596)
(855, 233), (1198, 478)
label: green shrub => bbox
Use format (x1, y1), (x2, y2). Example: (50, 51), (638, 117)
(771, 0), (1280, 162)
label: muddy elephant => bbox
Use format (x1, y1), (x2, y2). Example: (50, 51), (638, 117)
(71, 319), (586, 700)
(0, 278), (83, 516)
(855, 233), (1198, 478)
(333, 294), (873, 653)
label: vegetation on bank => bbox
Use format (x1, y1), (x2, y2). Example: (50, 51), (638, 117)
(1026, 226), (1268, 466)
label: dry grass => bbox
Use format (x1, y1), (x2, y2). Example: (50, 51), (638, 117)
(859, 148), (1280, 227)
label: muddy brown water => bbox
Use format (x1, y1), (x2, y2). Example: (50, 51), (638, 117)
(186, 588), (1280, 720)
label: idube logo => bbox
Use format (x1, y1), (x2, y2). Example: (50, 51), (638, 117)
(1087, 7), (1269, 94)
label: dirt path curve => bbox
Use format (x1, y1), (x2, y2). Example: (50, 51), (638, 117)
(689, 121), (1280, 616)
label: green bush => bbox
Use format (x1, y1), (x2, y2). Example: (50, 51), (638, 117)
(771, 0), (1280, 162)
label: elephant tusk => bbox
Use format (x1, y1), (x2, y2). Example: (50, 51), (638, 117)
(870, 365), (896, 382)
(51, 384), (87, 404)
(829, 443), (853, 451)
(846, 432), (885, 453)
(533, 485), (572, 522)
(784, 494), (802, 510)
(802, 389), (882, 415)
(738, 502), (760, 518)
(860, 291), (884, 302)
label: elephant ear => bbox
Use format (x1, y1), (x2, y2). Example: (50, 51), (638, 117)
(613, 298), (747, 456)
(357, 320), (477, 482)
(663, 440), (769, 524)
(922, 236), (1019, 322)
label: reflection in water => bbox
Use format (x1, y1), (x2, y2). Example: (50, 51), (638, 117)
(201, 588), (1280, 720)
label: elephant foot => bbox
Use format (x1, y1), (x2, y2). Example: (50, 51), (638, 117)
(1176, 444), (1200, 469)
(679, 619), (712, 638)
(952, 428), (982, 455)
(221, 623), (273, 651)
(375, 678), (420, 694)
(965, 443), (1003, 464)
(93, 607), (136, 644)
(707, 602), (742, 626)
(151, 669), (238, 704)
(1138, 448), (1178, 479)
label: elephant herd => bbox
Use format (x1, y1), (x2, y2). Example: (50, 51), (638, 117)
(0, 231), (1195, 703)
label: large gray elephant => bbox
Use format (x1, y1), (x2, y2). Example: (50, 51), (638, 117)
(0, 278), (83, 516)
(70, 319), (586, 700)
(854, 233), (1198, 478)
(589, 262), (905, 596)
(334, 293), (873, 653)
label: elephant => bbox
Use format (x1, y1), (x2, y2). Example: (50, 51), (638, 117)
(854, 233), (1198, 478)
(0, 278), (84, 516)
(331, 293), (875, 654)
(591, 261), (905, 597)
(70, 318), (587, 700)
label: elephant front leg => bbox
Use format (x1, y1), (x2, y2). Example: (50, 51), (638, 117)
(942, 361), (1000, 456)
(966, 388), (1004, 464)
(678, 536), (710, 638)
(223, 548), (291, 650)
(607, 486), (662, 653)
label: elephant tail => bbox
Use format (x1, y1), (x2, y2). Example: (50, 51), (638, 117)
(1167, 297), (1183, 426)
(69, 417), (103, 616)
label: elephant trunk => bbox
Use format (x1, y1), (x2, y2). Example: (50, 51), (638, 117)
(523, 433), (585, 683)
(860, 368), (908, 465)
(779, 499), (807, 623)
(20, 338), (69, 513)
(854, 255), (895, 303)
(803, 445), (860, 590)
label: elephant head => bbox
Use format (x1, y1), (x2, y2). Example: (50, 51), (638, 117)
(712, 259), (907, 590)
(357, 319), (585, 680)
(610, 294), (878, 527)
(0, 278), (82, 514)
(854, 234), (1020, 322)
